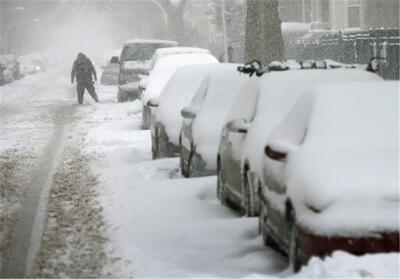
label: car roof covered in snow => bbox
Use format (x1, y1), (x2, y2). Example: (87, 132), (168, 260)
(142, 52), (218, 104)
(124, 39), (178, 46)
(149, 47), (211, 71)
(154, 47), (210, 56)
(156, 63), (220, 145)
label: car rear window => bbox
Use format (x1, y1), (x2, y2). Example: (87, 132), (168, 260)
(121, 43), (174, 62)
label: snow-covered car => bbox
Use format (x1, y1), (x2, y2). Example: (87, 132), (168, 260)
(138, 48), (212, 103)
(217, 64), (382, 216)
(0, 64), (13, 85)
(117, 39), (177, 102)
(19, 54), (46, 76)
(0, 55), (20, 82)
(261, 81), (399, 270)
(100, 50), (121, 85)
(150, 63), (220, 159)
(180, 63), (250, 177)
(141, 52), (218, 129)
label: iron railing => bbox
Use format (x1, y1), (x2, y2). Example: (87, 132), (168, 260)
(294, 28), (400, 80)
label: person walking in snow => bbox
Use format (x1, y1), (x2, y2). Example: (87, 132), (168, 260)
(71, 52), (99, 104)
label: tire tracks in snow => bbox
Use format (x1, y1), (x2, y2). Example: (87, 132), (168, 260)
(0, 104), (72, 277)
(31, 107), (111, 277)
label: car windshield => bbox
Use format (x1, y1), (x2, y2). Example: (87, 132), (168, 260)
(121, 43), (174, 62)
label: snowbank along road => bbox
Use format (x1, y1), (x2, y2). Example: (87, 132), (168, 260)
(0, 65), (398, 277)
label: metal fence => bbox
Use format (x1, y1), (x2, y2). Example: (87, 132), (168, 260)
(294, 28), (400, 80)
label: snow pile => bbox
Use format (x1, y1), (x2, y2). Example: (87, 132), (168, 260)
(191, 64), (250, 168)
(280, 81), (399, 235)
(243, 69), (382, 180)
(142, 52), (218, 104)
(295, 251), (399, 278)
(155, 63), (220, 145)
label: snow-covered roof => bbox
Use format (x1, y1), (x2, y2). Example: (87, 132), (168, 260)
(124, 39), (178, 46)
(156, 63), (220, 145)
(142, 52), (218, 104)
(154, 47), (210, 56)
(279, 81), (399, 235)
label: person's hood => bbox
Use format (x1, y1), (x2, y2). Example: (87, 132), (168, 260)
(76, 53), (89, 63)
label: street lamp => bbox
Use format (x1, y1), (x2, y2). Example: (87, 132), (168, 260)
(4, 18), (40, 53)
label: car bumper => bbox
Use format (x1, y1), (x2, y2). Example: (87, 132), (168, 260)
(297, 226), (400, 264)
(118, 82), (140, 100)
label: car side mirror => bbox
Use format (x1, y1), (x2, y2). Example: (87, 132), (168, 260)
(111, 56), (119, 64)
(181, 107), (197, 119)
(147, 97), (160, 108)
(264, 141), (297, 162)
(226, 119), (249, 134)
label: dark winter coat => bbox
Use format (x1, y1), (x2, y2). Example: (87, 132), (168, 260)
(71, 53), (97, 84)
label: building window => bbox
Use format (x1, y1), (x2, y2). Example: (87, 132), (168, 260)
(347, 0), (361, 27)
(320, 0), (330, 24)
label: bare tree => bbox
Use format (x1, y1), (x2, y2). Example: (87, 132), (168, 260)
(245, 0), (284, 65)
(158, 0), (187, 43)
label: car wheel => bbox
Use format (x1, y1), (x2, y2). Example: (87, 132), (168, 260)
(259, 199), (279, 250)
(179, 138), (186, 177)
(152, 128), (159, 160)
(217, 158), (226, 205)
(187, 152), (194, 178)
(288, 208), (301, 272)
(152, 149), (158, 160)
(118, 92), (127, 102)
(243, 168), (256, 217)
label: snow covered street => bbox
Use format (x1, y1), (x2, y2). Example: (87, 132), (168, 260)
(1, 66), (398, 278)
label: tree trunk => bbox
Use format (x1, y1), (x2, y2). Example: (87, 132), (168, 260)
(245, 0), (284, 65)
(159, 0), (187, 43)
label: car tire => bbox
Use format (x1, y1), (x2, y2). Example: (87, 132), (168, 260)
(243, 168), (256, 217)
(259, 199), (280, 251)
(187, 152), (194, 178)
(117, 91), (127, 102)
(288, 207), (301, 272)
(217, 158), (226, 205)
(152, 128), (159, 160)
(179, 137), (186, 177)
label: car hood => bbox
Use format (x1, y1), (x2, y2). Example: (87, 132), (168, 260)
(285, 146), (399, 236)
